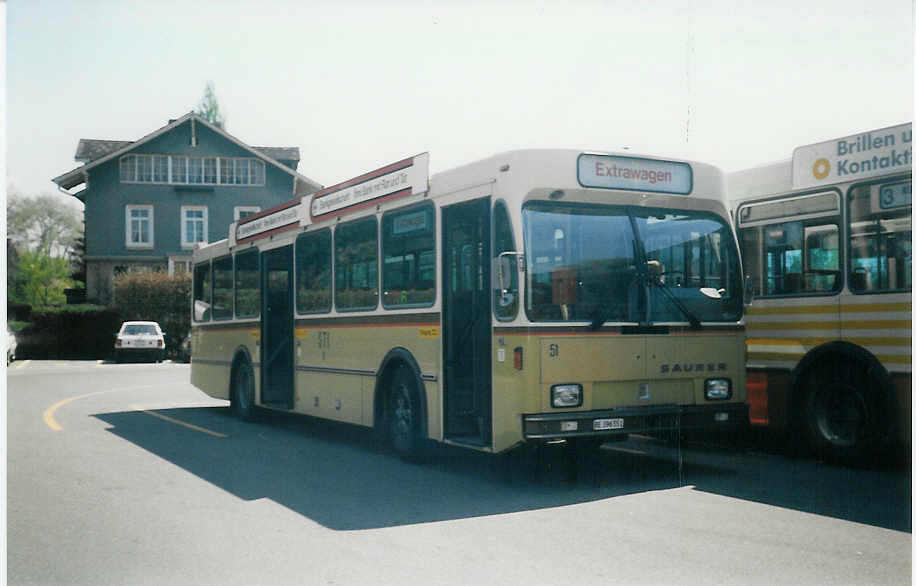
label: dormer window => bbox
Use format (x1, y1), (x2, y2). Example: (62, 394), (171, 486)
(119, 154), (265, 186)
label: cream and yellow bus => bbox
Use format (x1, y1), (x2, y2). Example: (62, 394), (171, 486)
(190, 149), (748, 461)
(730, 122), (911, 464)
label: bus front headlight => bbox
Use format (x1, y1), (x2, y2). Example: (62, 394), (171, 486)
(551, 384), (583, 408)
(705, 378), (731, 400)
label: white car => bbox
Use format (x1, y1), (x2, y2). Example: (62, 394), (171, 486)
(114, 321), (165, 363)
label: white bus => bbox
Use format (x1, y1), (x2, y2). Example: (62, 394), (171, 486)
(190, 149), (748, 461)
(730, 122), (911, 463)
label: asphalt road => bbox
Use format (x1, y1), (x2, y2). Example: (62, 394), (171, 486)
(7, 360), (912, 585)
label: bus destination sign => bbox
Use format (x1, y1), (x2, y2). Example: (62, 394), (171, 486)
(311, 153), (430, 219)
(577, 154), (693, 195)
(792, 122), (912, 189)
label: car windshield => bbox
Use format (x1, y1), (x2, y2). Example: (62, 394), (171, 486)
(123, 324), (158, 335)
(523, 202), (742, 324)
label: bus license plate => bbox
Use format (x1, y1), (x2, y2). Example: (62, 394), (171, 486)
(593, 418), (624, 431)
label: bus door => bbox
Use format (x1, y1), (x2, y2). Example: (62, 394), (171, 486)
(442, 197), (492, 447)
(261, 245), (294, 408)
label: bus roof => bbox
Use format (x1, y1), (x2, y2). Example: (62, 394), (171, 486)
(194, 148), (727, 260)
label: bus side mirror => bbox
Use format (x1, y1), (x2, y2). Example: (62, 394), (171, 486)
(744, 275), (755, 305)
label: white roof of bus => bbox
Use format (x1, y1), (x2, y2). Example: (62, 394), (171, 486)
(727, 159), (793, 206)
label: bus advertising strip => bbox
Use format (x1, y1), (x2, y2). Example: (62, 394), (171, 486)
(234, 199), (303, 245)
(310, 152), (430, 220)
(792, 122), (912, 189)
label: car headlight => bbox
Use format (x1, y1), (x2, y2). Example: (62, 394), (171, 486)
(551, 384), (583, 408)
(705, 378), (731, 400)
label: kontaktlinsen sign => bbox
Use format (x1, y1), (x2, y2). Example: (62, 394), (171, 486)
(792, 122), (912, 189)
(577, 154), (693, 195)
(310, 153), (430, 219)
(235, 203), (301, 242)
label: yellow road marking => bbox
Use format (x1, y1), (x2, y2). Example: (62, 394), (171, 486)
(43, 389), (121, 431)
(130, 405), (228, 438)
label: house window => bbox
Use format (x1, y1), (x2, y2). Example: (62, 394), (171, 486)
(203, 158), (218, 184)
(181, 206), (208, 248)
(118, 154), (264, 186)
(153, 155), (169, 182)
(234, 206), (260, 221)
(188, 157), (203, 184)
(171, 157), (187, 183)
(120, 155), (136, 182)
(126, 205), (154, 248)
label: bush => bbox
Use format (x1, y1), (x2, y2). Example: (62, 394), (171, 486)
(114, 271), (191, 357)
(16, 305), (122, 359)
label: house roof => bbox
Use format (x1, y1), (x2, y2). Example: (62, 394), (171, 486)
(74, 139), (301, 165)
(53, 112), (321, 196)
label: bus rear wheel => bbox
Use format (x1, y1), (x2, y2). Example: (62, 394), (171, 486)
(232, 359), (257, 421)
(388, 365), (425, 462)
(800, 357), (888, 465)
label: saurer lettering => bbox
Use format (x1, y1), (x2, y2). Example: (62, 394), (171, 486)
(659, 363), (727, 374)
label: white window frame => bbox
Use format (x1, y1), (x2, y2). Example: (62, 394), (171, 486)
(118, 154), (266, 186)
(234, 206), (261, 221)
(181, 205), (209, 249)
(125, 204), (154, 249)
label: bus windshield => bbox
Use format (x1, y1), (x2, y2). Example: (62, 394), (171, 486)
(523, 203), (742, 324)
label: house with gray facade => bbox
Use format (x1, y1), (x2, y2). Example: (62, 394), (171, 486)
(53, 112), (322, 303)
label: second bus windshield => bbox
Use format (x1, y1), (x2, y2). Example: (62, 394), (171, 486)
(523, 203), (742, 324)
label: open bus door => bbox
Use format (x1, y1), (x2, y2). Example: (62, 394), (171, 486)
(442, 197), (493, 447)
(261, 245), (294, 408)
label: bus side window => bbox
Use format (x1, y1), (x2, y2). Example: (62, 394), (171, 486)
(382, 204), (435, 308)
(742, 218), (840, 297)
(296, 229), (332, 313)
(492, 202), (518, 320)
(848, 181), (912, 293)
(335, 217), (379, 311)
(193, 261), (212, 321)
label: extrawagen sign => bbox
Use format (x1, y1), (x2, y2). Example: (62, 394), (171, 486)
(577, 154), (693, 195)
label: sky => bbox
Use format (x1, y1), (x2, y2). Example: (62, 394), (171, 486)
(5, 0), (913, 211)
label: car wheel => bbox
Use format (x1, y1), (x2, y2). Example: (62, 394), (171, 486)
(232, 359), (257, 421)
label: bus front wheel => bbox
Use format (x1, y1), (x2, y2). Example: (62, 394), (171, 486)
(232, 359), (257, 421)
(799, 357), (888, 465)
(388, 365), (425, 462)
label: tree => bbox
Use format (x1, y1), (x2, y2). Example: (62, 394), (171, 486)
(195, 81), (225, 128)
(12, 249), (74, 307)
(7, 191), (83, 258)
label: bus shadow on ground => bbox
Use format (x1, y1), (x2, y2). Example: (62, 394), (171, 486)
(93, 407), (910, 533)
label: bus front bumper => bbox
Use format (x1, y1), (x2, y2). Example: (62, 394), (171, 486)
(522, 403), (748, 441)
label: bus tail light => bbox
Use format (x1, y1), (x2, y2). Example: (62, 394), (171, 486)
(513, 347), (523, 370)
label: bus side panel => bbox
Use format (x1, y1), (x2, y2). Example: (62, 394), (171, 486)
(190, 327), (259, 401)
(293, 321), (439, 433)
(492, 332), (541, 453)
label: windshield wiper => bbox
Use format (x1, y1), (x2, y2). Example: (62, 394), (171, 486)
(646, 274), (702, 330)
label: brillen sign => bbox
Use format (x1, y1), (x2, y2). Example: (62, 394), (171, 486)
(792, 122), (912, 189)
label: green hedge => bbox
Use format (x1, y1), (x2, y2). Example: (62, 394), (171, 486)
(16, 305), (123, 360)
(114, 271), (191, 357)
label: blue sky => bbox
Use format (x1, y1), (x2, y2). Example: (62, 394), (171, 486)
(6, 0), (912, 206)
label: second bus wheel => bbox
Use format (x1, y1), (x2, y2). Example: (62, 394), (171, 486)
(799, 356), (891, 465)
(232, 359), (258, 422)
(388, 365), (425, 462)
